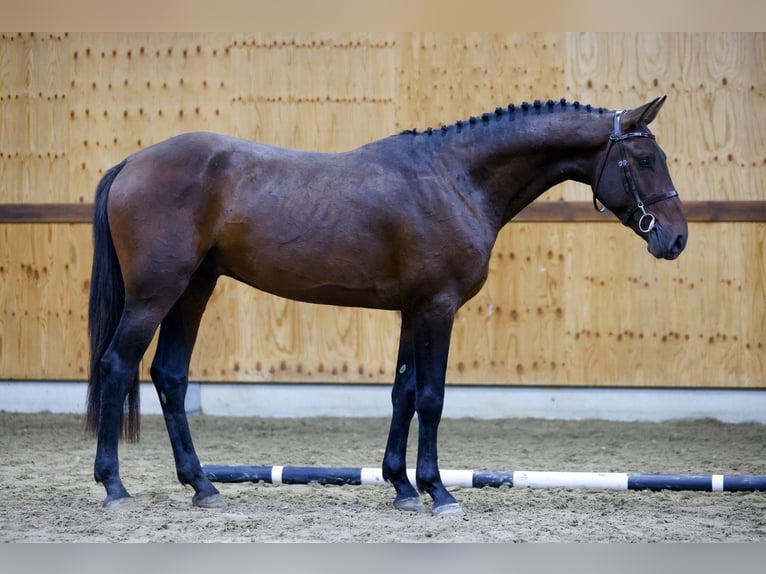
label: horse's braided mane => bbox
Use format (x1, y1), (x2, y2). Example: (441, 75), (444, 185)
(399, 98), (611, 136)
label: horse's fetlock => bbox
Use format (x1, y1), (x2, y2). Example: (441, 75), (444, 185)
(382, 461), (402, 483)
(175, 462), (203, 486)
(416, 472), (440, 493)
(94, 459), (117, 485)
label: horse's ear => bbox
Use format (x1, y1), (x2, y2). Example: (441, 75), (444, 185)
(621, 95), (667, 130)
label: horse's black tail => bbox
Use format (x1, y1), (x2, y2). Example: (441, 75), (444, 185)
(85, 160), (140, 442)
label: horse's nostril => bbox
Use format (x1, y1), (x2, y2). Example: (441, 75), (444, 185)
(673, 234), (687, 254)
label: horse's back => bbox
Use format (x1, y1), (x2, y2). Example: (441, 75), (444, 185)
(106, 131), (491, 311)
(105, 133), (401, 305)
(108, 131), (340, 242)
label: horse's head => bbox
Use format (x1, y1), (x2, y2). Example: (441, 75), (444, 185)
(592, 96), (688, 260)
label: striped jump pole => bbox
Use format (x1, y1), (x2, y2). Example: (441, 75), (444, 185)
(202, 464), (766, 492)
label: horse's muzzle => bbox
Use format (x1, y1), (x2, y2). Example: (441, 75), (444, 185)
(649, 229), (687, 260)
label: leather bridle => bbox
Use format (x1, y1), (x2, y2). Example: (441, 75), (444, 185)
(592, 110), (679, 233)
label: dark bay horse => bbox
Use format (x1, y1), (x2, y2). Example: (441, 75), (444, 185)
(86, 96), (687, 515)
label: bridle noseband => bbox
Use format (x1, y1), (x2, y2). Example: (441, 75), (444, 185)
(593, 110), (678, 233)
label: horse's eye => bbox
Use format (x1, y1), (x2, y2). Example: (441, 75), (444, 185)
(638, 156), (653, 169)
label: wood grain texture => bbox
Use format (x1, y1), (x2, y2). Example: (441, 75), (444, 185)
(1, 222), (762, 388)
(1, 33), (764, 388)
(2, 33), (763, 203)
(0, 223), (90, 380)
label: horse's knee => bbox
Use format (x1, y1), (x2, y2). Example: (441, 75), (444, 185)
(150, 366), (187, 401)
(391, 382), (415, 408)
(415, 390), (444, 425)
(150, 363), (177, 384)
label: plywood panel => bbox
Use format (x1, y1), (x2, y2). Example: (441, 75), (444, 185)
(1, 33), (764, 389)
(0, 33), (69, 203)
(0, 223), (90, 379)
(65, 32), (398, 200)
(454, 222), (764, 387)
(394, 32), (565, 135)
(3, 33), (763, 204)
(182, 279), (399, 383)
(1, 222), (762, 388)
(562, 32), (766, 201)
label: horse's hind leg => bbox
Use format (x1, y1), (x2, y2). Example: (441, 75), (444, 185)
(150, 268), (222, 508)
(382, 315), (422, 511)
(94, 302), (171, 508)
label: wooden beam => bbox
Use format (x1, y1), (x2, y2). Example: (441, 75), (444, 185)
(0, 203), (94, 223)
(1, 202), (766, 224)
(679, 201), (766, 222)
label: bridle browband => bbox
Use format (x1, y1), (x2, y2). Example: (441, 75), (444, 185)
(592, 110), (679, 233)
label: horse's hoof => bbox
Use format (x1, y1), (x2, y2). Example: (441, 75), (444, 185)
(393, 496), (424, 512)
(432, 502), (463, 516)
(102, 495), (133, 509)
(193, 492), (225, 509)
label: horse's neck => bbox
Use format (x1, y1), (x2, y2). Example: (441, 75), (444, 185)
(442, 109), (611, 229)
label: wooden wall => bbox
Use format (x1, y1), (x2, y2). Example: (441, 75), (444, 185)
(1, 32), (764, 388)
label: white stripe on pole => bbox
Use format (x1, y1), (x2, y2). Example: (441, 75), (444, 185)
(513, 471), (629, 490)
(440, 469), (476, 488)
(271, 465), (284, 484)
(712, 474), (724, 492)
(360, 467), (387, 486)
(367, 468), (476, 488)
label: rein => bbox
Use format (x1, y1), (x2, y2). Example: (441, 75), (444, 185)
(593, 110), (678, 233)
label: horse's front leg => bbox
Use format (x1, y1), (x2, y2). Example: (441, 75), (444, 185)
(412, 306), (462, 515)
(382, 315), (422, 511)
